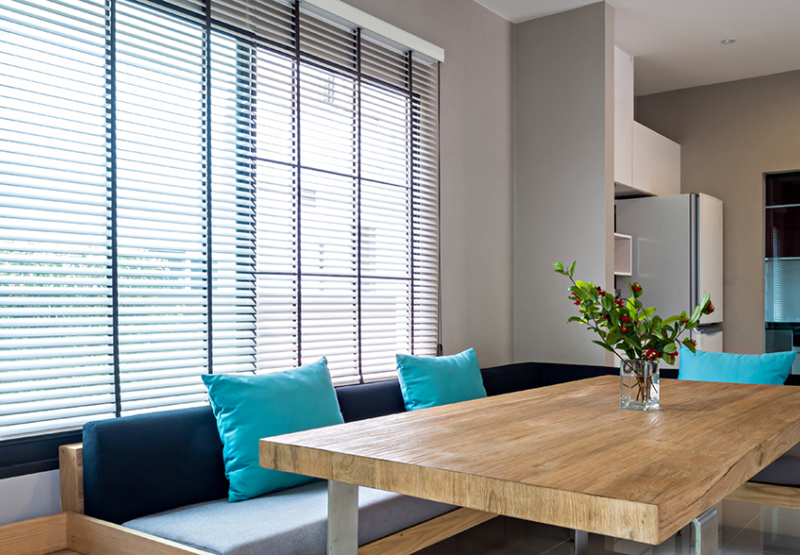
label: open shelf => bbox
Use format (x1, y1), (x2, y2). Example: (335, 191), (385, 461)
(614, 233), (632, 276)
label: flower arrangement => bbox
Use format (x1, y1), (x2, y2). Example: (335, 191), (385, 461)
(552, 261), (714, 365)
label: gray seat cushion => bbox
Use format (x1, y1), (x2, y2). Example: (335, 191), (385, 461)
(124, 481), (454, 555)
(750, 442), (800, 487)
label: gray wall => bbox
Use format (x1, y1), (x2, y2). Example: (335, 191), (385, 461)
(513, 2), (615, 365)
(0, 471), (60, 527)
(637, 70), (800, 356)
(0, 0), (516, 526)
(344, 0), (515, 367)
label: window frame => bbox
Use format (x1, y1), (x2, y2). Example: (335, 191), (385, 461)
(0, 0), (440, 475)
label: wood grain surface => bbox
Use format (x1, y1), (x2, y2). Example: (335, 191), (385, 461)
(357, 508), (495, 555)
(727, 481), (800, 511)
(0, 513), (66, 555)
(260, 376), (800, 544)
(59, 444), (83, 514)
(66, 513), (214, 555)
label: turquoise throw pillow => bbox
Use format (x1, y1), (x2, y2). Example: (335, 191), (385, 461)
(202, 358), (344, 502)
(396, 348), (487, 411)
(678, 347), (796, 386)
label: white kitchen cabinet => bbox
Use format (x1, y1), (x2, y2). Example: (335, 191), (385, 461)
(614, 47), (681, 197)
(614, 47), (634, 187)
(632, 122), (681, 197)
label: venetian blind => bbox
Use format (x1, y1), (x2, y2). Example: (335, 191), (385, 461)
(211, 0), (440, 384)
(0, 0), (115, 436)
(0, 0), (439, 440)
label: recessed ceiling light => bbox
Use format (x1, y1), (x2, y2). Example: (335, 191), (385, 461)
(721, 39), (736, 45)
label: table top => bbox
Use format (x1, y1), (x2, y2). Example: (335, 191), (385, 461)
(259, 376), (800, 544)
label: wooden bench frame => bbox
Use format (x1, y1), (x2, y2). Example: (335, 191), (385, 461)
(58, 443), (496, 555)
(0, 511), (223, 555)
(56, 442), (800, 555)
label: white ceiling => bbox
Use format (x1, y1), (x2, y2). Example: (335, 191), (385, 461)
(474, 0), (800, 96)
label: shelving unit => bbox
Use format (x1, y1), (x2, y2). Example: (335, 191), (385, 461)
(614, 233), (632, 276)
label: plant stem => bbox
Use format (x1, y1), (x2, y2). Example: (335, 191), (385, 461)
(566, 275), (626, 362)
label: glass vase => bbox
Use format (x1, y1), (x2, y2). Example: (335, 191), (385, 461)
(620, 359), (659, 411)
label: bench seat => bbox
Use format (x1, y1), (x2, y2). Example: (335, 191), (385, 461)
(124, 480), (455, 555)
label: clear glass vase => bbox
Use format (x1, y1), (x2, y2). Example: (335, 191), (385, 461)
(620, 359), (659, 411)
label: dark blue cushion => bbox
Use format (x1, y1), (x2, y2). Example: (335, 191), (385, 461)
(83, 406), (229, 524)
(335, 380), (405, 422)
(480, 362), (543, 395)
(536, 362), (618, 386)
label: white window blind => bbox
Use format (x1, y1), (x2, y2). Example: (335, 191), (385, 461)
(0, 0), (439, 439)
(0, 0), (115, 437)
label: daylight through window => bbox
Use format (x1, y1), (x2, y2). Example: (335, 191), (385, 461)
(0, 0), (439, 439)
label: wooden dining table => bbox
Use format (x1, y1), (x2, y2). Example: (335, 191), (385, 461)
(259, 375), (800, 554)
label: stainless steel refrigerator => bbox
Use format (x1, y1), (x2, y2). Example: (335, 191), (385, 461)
(615, 193), (723, 366)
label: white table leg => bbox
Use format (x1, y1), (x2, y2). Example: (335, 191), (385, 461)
(328, 481), (359, 555)
(692, 506), (718, 555)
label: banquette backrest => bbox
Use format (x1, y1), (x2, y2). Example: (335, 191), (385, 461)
(81, 361), (626, 524)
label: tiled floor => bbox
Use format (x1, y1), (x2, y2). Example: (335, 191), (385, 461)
(417, 500), (800, 555)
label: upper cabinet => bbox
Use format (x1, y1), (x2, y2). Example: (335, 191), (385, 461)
(614, 48), (634, 188)
(614, 47), (680, 197)
(632, 122), (680, 197)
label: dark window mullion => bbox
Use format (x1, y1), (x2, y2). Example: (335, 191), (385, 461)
(355, 28), (363, 383)
(204, 0), (213, 373)
(293, 0), (302, 368)
(407, 51), (415, 356)
(108, 0), (121, 416)
(247, 40), (259, 373)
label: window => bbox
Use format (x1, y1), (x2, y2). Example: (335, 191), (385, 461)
(0, 0), (439, 440)
(765, 172), (800, 372)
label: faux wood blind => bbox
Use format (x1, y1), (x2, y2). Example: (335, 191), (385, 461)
(0, 0), (115, 437)
(0, 0), (439, 439)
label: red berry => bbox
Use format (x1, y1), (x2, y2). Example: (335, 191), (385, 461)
(621, 315), (630, 323)
(621, 326), (629, 333)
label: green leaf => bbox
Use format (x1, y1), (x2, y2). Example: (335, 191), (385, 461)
(601, 294), (614, 312)
(700, 292), (711, 310)
(663, 315), (680, 325)
(592, 340), (615, 353)
(567, 316), (584, 323)
(682, 337), (697, 354)
(569, 261), (577, 278)
(553, 262), (564, 273)
(652, 315), (662, 326)
(663, 343), (677, 354)
(689, 300), (704, 323)
(575, 280), (590, 291)
(621, 335), (640, 351)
